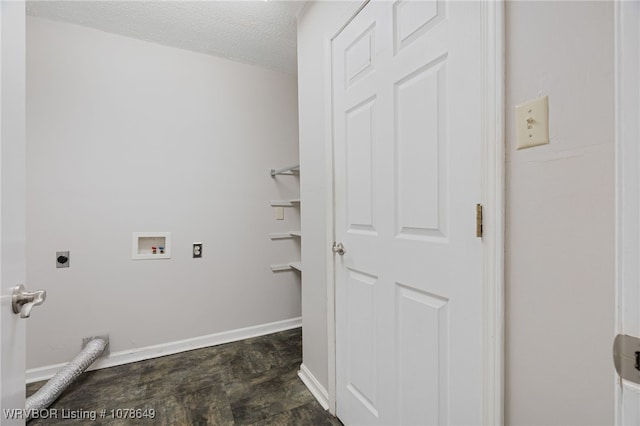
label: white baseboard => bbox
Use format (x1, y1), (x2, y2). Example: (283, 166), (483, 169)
(27, 317), (302, 384)
(298, 363), (329, 410)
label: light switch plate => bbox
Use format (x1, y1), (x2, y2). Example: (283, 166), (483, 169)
(515, 95), (549, 150)
(275, 207), (284, 220)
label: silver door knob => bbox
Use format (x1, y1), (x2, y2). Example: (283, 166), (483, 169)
(12, 284), (46, 319)
(332, 242), (346, 256)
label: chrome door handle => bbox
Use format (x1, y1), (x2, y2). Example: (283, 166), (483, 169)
(12, 284), (46, 319)
(332, 242), (346, 256)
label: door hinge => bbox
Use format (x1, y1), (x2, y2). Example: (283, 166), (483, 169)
(476, 204), (483, 238)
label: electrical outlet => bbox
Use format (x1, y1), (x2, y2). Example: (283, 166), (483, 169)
(193, 243), (203, 258)
(56, 251), (70, 268)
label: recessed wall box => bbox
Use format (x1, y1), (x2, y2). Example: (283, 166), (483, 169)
(132, 232), (171, 260)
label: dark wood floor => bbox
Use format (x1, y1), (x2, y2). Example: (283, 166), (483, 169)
(27, 328), (342, 425)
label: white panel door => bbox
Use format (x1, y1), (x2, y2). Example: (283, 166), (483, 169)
(0, 1), (28, 424)
(333, 1), (483, 424)
(616, 2), (640, 424)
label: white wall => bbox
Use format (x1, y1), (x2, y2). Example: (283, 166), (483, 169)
(297, 0), (361, 402)
(505, 2), (614, 424)
(26, 17), (301, 370)
(298, 1), (616, 423)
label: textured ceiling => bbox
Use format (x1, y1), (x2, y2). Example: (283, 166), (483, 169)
(26, 1), (307, 75)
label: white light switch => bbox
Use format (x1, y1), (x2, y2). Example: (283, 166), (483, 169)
(515, 95), (549, 150)
(275, 207), (284, 220)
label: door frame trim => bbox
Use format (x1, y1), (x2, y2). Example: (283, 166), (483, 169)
(614, 2), (639, 424)
(324, 2), (505, 423)
(479, 3), (505, 424)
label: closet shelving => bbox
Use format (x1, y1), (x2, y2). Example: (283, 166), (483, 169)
(270, 261), (303, 272)
(269, 231), (301, 240)
(270, 164), (300, 176)
(269, 164), (301, 273)
(269, 199), (300, 207)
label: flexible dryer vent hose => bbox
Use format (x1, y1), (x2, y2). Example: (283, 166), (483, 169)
(26, 338), (107, 419)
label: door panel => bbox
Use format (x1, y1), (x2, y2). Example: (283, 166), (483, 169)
(346, 97), (377, 234)
(345, 25), (376, 87)
(395, 283), (448, 426)
(393, 0), (445, 53)
(346, 268), (379, 418)
(395, 57), (447, 239)
(334, 1), (482, 424)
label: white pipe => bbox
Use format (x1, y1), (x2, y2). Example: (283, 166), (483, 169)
(26, 338), (107, 419)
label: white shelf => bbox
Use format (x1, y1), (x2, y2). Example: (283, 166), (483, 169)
(270, 199), (301, 207)
(270, 264), (292, 272)
(269, 261), (302, 272)
(270, 233), (293, 240)
(269, 231), (302, 240)
(270, 164), (301, 276)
